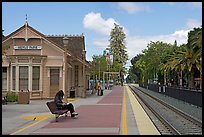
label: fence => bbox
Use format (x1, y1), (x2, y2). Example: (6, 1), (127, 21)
(139, 83), (202, 107)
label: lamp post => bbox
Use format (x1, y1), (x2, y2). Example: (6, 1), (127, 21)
(98, 60), (100, 81)
(82, 50), (86, 98)
(200, 57), (202, 89)
(105, 47), (111, 89)
(164, 69), (166, 86)
(63, 37), (69, 99)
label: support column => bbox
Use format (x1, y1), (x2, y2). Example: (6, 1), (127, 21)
(81, 50), (86, 98)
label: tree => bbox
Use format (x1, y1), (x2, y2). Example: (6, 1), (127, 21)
(90, 55), (107, 81)
(140, 41), (171, 83)
(159, 44), (180, 85)
(135, 57), (146, 83)
(162, 26), (202, 88)
(126, 66), (134, 83)
(188, 27), (202, 75)
(128, 27), (202, 89)
(109, 23), (128, 86)
(126, 54), (143, 83)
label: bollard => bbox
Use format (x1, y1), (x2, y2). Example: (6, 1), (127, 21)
(159, 86), (161, 92)
(163, 86), (165, 92)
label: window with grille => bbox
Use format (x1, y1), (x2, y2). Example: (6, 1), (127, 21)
(2, 67), (7, 90)
(12, 66), (16, 90)
(32, 66), (40, 90)
(19, 66), (28, 90)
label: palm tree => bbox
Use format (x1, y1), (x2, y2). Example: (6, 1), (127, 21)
(165, 44), (200, 88)
(188, 27), (202, 75)
(135, 58), (146, 83)
(162, 27), (202, 88)
(162, 47), (183, 86)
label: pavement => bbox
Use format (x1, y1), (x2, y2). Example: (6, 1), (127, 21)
(2, 85), (160, 135)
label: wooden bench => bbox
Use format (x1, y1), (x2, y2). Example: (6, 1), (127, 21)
(46, 101), (69, 122)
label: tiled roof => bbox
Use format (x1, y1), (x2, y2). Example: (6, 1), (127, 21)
(46, 35), (85, 58)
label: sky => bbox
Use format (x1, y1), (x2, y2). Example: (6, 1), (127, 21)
(2, 2), (202, 71)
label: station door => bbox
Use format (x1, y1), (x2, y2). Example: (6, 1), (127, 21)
(50, 68), (59, 97)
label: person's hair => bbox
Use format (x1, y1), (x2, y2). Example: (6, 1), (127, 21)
(57, 90), (64, 98)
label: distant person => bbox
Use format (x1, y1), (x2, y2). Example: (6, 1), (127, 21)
(96, 81), (101, 96)
(54, 90), (78, 118)
(90, 82), (94, 94)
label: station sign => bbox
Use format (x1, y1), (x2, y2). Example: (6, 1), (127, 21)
(14, 45), (42, 50)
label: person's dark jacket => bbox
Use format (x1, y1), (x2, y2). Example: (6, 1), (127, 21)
(54, 90), (64, 109)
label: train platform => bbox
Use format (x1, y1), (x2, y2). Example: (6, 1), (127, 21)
(2, 85), (160, 135)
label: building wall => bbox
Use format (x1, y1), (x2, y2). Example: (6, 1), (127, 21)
(2, 24), (89, 100)
(14, 39), (42, 55)
(42, 40), (62, 56)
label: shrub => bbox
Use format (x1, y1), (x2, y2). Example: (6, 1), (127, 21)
(6, 91), (18, 102)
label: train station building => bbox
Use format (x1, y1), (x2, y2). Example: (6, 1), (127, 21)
(2, 21), (90, 99)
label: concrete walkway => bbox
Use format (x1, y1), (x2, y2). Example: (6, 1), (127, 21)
(2, 85), (160, 135)
(30, 87), (123, 135)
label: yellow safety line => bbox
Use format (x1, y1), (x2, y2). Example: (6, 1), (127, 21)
(126, 85), (160, 135)
(122, 86), (127, 135)
(10, 98), (76, 135)
(67, 98), (77, 102)
(10, 114), (53, 135)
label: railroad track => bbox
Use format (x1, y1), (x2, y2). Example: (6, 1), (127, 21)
(128, 85), (202, 135)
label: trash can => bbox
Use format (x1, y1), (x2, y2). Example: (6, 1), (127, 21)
(18, 91), (30, 104)
(70, 88), (75, 98)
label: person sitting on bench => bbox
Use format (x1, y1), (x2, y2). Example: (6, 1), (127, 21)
(54, 90), (78, 118)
